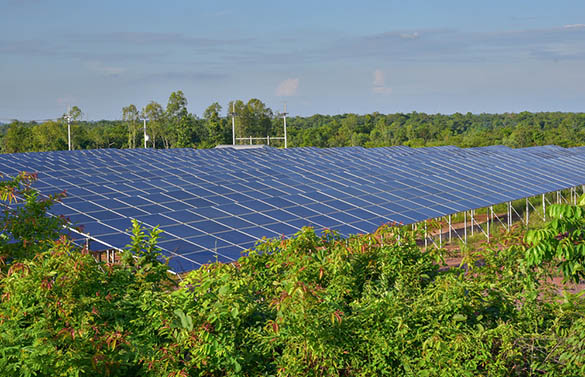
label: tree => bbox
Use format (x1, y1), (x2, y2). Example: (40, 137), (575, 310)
(241, 98), (273, 138)
(86, 121), (127, 149)
(122, 104), (140, 149)
(166, 91), (188, 120)
(0, 172), (67, 263)
(71, 106), (82, 121)
(142, 101), (164, 148)
(1, 121), (33, 153)
(166, 91), (192, 148)
(203, 102), (229, 146)
(525, 195), (585, 283)
(228, 99), (273, 142)
(31, 121), (67, 151)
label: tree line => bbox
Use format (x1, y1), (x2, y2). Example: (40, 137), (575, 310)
(1, 90), (585, 153)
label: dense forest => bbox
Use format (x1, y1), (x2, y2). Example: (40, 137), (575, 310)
(2, 90), (585, 153)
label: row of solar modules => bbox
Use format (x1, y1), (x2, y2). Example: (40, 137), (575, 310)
(3, 145), (585, 272)
(1, 144), (582, 174)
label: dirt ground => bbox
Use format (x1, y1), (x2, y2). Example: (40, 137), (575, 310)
(425, 214), (585, 295)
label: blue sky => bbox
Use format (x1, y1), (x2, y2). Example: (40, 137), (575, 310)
(1, 0), (584, 120)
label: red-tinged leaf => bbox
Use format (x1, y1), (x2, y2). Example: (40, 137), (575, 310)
(334, 310), (343, 324)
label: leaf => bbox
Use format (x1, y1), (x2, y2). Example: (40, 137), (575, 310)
(218, 284), (230, 296)
(233, 359), (242, 373)
(174, 309), (193, 331)
(453, 314), (467, 322)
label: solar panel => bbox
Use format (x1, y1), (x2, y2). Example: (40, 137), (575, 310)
(3, 145), (585, 273)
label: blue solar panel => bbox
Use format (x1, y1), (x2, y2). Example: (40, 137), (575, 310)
(3, 145), (585, 273)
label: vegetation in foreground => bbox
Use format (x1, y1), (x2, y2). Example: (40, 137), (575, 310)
(1, 173), (585, 376)
(2, 91), (585, 153)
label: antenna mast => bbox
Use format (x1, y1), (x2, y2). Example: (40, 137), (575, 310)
(143, 118), (148, 148)
(64, 105), (72, 151)
(282, 103), (288, 148)
(230, 102), (237, 145)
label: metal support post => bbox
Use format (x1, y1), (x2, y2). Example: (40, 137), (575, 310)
(508, 202), (512, 232)
(488, 206), (492, 242)
(448, 214), (452, 243)
(464, 211), (467, 244)
(424, 220), (428, 249)
(231, 103), (236, 145)
(439, 218), (442, 248)
(542, 194), (546, 221)
(67, 119), (71, 150)
(249, 136), (252, 145)
(525, 198), (529, 226)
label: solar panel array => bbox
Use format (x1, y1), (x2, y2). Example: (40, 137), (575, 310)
(2, 145), (585, 273)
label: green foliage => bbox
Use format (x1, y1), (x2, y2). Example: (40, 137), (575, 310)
(4, 96), (585, 152)
(1, 171), (585, 375)
(1, 121), (34, 153)
(525, 195), (585, 283)
(122, 104), (140, 149)
(0, 236), (170, 377)
(141, 226), (585, 376)
(0, 180), (173, 376)
(0, 172), (67, 264)
(121, 219), (173, 289)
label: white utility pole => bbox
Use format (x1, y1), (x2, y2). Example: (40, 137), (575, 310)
(143, 118), (148, 148)
(283, 103), (288, 148)
(230, 102), (237, 145)
(65, 105), (72, 151)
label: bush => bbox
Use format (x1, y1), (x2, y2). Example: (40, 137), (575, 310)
(0, 172), (67, 265)
(1, 173), (585, 376)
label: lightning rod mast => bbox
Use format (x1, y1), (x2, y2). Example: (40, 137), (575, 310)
(282, 103), (288, 148)
(65, 105), (72, 151)
(230, 102), (237, 145)
(143, 118), (148, 148)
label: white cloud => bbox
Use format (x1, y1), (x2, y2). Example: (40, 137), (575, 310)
(372, 69), (392, 95)
(564, 24), (585, 29)
(373, 69), (385, 86)
(276, 78), (299, 96)
(399, 31), (420, 40)
(85, 61), (126, 77)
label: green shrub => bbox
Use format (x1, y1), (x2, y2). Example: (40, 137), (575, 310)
(2, 173), (585, 376)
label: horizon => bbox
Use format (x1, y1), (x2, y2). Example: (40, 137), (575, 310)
(1, 0), (584, 121)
